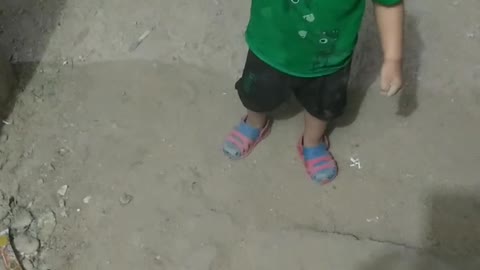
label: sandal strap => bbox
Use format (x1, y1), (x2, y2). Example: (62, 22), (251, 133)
(307, 161), (337, 176)
(230, 129), (252, 146)
(306, 156), (333, 167)
(225, 136), (247, 154)
(297, 135), (337, 179)
(226, 130), (256, 154)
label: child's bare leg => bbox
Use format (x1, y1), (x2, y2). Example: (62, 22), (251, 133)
(246, 110), (268, 129)
(303, 111), (327, 147)
(223, 51), (288, 160)
(300, 110), (337, 183)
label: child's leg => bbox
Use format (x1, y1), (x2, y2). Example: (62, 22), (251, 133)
(223, 51), (290, 160)
(300, 111), (336, 183)
(303, 111), (328, 147)
(294, 65), (351, 183)
(246, 110), (268, 129)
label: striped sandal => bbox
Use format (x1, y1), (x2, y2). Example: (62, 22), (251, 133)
(297, 136), (338, 184)
(223, 116), (272, 160)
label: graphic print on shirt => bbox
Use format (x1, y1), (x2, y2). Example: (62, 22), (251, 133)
(286, 0), (340, 72)
(311, 29), (340, 71)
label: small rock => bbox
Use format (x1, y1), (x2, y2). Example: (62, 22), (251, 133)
(119, 193), (133, 206)
(11, 207), (33, 232)
(57, 147), (68, 156)
(36, 210), (56, 243)
(21, 259), (35, 270)
(57, 185), (68, 196)
(83, 196), (92, 204)
(13, 234), (40, 256)
(1, 119), (12, 125)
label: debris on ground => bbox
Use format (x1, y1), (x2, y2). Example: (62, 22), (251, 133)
(128, 26), (155, 52)
(349, 157), (362, 169)
(0, 194), (57, 269)
(119, 193), (134, 206)
(10, 208), (33, 233)
(57, 147), (68, 156)
(366, 216), (380, 223)
(56, 185), (68, 197)
(13, 233), (39, 256)
(0, 229), (23, 270)
(1, 119), (12, 125)
(35, 210), (56, 243)
(82, 196), (92, 204)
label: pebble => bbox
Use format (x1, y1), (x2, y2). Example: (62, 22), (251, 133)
(83, 196), (92, 204)
(57, 147), (68, 156)
(1, 119), (12, 125)
(36, 210), (56, 243)
(57, 185), (68, 196)
(119, 193), (133, 206)
(14, 234), (40, 256)
(11, 207), (34, 232)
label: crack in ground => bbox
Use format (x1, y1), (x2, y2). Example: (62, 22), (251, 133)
(290, 224), (421, 250)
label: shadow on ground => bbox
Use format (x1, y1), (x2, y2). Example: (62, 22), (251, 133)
(272, 13), (424, 127)
(357, 190), (480, 270)
(0, 0), (66, 134)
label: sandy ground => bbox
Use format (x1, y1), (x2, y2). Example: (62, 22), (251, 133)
(1, 0), (480, 269)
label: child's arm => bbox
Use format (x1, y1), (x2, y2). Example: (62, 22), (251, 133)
(374, 2), (404, 96)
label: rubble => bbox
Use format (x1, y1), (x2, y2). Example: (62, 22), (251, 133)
(57, 185), (68, 197)
(0, 192), (57, 269)
(35, 210), (56, 243)
(13, 233), (40, 256)
(11, 207), (33, 232)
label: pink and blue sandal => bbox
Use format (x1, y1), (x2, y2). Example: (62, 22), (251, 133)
(223, 116), (272, 160)
(297, 136), (338, 184)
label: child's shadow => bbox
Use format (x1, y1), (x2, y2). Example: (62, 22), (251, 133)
(272, 14), (424, 125)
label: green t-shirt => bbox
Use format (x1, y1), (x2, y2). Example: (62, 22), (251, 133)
(246, 0), (402, 77)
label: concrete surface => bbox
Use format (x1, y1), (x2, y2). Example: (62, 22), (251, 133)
(0, 0), (479, 269)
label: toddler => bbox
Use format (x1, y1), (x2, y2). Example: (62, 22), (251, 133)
(223, 0), (404, 184)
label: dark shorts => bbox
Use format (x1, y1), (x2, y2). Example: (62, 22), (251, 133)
(235, 51), (351, 121)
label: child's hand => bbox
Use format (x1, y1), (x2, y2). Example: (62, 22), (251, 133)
(380, 59), (403, 96)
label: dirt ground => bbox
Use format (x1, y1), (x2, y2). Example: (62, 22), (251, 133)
(0, 0), (479, 269)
